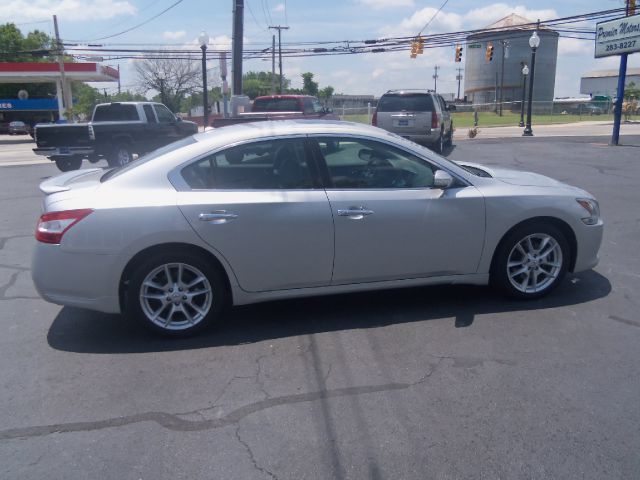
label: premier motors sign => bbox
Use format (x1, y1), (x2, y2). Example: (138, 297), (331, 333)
(595, 14), (640, 58)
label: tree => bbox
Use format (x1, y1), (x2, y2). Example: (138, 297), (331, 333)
(0, 23), (55, 99)
(319, 86), (335, 103)
(135, 57), (201, 112)
(625, 81), (640, 100)
(242, 71), (289, 99)
(301, 72), (319, 96)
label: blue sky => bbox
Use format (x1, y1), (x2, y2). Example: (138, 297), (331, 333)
(2, 0), (638, 98)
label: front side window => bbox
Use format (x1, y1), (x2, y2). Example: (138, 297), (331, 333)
(154, 104), (176, 123)
(314, 137), (436, 189)
(181, 138), (315, 190)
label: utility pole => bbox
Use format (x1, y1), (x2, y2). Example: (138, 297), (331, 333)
(456, 68), (463, 101)
(611, 0), (633, 145)
(271, 34), (276, 95)
(269, 25), (289, 94)
(117, 64), (121, 94)
(433, 65), (439, 92)
(498, 40), (508, 116)
(159, 78), (165, 105)
(232, 0), (244, 96)
(53, 15), (71, 121)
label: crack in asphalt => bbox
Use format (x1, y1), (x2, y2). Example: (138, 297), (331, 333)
(235, 425), (279, 480)
(0, 367), (443, 441)
(0, 234), (32, 251)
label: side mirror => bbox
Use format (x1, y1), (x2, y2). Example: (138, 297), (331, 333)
(175, 116), (182, 122)
(447, 104), (456, 111)
(434, 170), (454, 189)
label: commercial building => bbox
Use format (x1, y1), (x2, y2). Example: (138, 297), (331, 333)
(580, 68), (640, 98)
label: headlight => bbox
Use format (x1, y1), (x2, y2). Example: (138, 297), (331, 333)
(576, 198), (600, 225)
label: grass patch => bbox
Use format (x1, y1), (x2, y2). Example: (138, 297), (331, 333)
(452, 111), (615, 128)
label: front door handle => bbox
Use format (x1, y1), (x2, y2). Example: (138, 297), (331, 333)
(337, 207), (374, 219)
(198, 211), (238, 224)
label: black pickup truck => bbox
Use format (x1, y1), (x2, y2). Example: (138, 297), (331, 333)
(34, 102), (198, 171)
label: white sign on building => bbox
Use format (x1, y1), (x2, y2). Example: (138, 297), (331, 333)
(595, 13), (640, 58)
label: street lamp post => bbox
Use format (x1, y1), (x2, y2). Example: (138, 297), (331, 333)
(198, 31), (209, 130)
(519, 63), (529, 127)
(523, 29), (540, 137)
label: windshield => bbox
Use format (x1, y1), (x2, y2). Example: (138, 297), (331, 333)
(377, 94), (435, 112)
(100, 135), (198, 182)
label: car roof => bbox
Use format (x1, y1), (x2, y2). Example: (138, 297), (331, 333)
(254, 95), (316, 100)
(194, 119), (386, 147)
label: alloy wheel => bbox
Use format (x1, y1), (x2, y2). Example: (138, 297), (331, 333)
(139, 262), (213, 331)
(506, 233), (563, 294)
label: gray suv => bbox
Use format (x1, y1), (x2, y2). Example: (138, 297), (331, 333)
(372, 90), (454, 153)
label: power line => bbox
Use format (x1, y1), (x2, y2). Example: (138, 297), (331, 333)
(418, 0), (450, 36)
(85, 0), (185, 41)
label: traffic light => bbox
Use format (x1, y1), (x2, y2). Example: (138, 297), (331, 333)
(485, 42), (494, 62)
(455, 44), (463, 62)
(410, 37), (424, 58)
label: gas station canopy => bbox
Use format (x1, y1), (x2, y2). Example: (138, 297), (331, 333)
(0, 62), (119, 83)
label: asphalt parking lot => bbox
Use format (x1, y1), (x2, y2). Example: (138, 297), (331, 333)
(1, 133), (639, 479)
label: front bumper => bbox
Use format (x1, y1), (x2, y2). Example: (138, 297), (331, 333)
(32, 242), (121, 314)
(573, 220), (604, 272)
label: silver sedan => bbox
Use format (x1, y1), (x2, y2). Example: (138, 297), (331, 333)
(32, 120), (603, 336)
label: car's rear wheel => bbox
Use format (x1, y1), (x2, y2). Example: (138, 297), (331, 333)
(108, 144), (132, 168)
(53, 155), (82, 172)
(492, 222), (569, 299)
(445, 122), (454, 147)
(125, 251), (226, 337)
(434, 129), (445, 153)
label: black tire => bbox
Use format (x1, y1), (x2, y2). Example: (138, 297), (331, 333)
(444, 122), (454, 147)
(124, 251), (227, 337)
(491, 222), (570, 299)
(108, 144), (132, 168)
(53, 155), (82, 172)
(434, 130), (445, 154)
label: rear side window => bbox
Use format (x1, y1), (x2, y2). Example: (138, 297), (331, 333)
(143, 104), (157, 123)
(252, 98), (301, 112)
(181, 138), (315, 190)
(93, 104), (139, 121)
(377, 94), (435, 112)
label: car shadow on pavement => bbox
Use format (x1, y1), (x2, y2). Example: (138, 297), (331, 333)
(47, 270), (611, 355)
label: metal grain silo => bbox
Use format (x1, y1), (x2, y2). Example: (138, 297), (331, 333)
(464, 14), (558, 111)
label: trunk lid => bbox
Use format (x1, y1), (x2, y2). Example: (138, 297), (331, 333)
(39, 168), (103, 195)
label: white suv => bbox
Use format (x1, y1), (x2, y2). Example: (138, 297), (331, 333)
(372, 90), (455, 153)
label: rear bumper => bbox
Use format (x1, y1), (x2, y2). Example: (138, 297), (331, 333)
(32, 242), (121, 314)
(33, 147), (95, 157)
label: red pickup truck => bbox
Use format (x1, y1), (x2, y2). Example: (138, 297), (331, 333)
(211, 95), (338, 128)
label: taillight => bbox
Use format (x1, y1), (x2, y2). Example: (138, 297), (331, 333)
(431, 111), (438, 129)
(372, 111), (377, 126)
(88, 124), (95, 140)
(35, 209), (93, 244)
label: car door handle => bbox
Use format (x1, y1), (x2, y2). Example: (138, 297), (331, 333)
(198, 211), (238, 223)
(337, 207), (374, 219)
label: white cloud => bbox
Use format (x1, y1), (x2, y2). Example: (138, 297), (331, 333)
(163, 30), (186, 40)
(357, 0), (414, 10)
(0, 0), (136, 21)
(557, 37), (592, 56)
(380, 7), (462, 36)
(462, 4), (557, 29)
(273, 3), (285, 13)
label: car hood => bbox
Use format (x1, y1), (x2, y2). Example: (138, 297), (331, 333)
(456, 161), (568, 187)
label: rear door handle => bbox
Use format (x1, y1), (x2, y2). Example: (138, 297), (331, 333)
(337, 207), (374, 219)
(198, 211), (238, 224)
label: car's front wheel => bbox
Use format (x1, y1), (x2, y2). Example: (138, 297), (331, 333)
(125, 251), (227, 336)
(492, 222), (569, 299)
